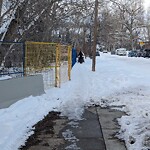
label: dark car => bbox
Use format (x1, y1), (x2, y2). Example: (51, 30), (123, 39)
(128, 50), (137, 57)
(143, 49), (150, 58)
(96, 51), (100, 56)
(111, 50), (116, 55)
(136, 49), (143, 57)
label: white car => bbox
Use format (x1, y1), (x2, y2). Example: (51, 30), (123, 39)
(103, 50), (108, 53)
(116, 48), (127, 56)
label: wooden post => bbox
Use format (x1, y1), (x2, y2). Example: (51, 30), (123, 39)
(55, 44), (60, 87)
(92, 0), (98, 72)
(68, 45), (72, 81)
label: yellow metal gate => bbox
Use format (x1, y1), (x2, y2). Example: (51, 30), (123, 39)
(25, 42), (72, 89)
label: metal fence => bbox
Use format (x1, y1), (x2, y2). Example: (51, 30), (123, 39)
(0, 41), (72, 89)
(25, 42), (72, 89)
(0, 41), (24, 77)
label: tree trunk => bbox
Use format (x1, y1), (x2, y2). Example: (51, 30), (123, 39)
(92, 0), (98, 71)
(0, 0), (3, 26)
(147, 26), (150, 42)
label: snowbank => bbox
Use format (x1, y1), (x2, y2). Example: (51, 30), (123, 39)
(0, 53), (150, 150)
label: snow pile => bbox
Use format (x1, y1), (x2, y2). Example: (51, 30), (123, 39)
(0, 53), (150, 149)
(0, 75), (12, 80)
(108, 87), (150, 150)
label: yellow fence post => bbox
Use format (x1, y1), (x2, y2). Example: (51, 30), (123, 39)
(55, 43), (61, 87)
(24, 41), (28, 76)
(68, 45), (72, 81)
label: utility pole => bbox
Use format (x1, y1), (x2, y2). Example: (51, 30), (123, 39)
(83, 27), (86, 57)
(92, 0), (98, 71)
(0, 0), (3, 26)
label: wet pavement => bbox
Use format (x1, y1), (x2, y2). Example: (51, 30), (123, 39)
(20, 107), (126, 150)
(58, 107), (106, 150)
(97, 107), (127, 150)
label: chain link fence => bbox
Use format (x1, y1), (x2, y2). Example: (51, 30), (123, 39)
(0, 41), (72, 89)
(0, 41), (24, 77)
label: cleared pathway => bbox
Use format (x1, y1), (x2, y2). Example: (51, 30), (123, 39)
(97, 106), (127, 150)
(58, 107), (106, 150)
(21, 106), (126, 150)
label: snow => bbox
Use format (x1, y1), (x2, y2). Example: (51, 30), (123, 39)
(0, 75), (12, 80)
(1, 53), (150, 149)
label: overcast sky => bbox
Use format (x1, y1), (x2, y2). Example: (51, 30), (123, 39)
(144, 0), (150, 10)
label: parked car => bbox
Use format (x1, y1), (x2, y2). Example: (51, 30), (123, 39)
(140, 50), (146, 57)
(128, 50), (137, 57)
(143, 49), (150, 58)
(116, 48), (127, 56)
(96, 51), (100, 56)
(128, 49), (145, 57)
(136, 49), (143, 57)
(103, 50), (108, 53)
(111, 50), (116, 55)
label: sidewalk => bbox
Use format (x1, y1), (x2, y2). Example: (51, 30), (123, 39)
(96, 107), (127, 150)
(58, 107), (106, 150)
(20, 106), (126, 150)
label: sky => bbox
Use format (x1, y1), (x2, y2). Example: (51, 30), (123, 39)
(144, 0), (150, 10)
(1, 53), (150, 150)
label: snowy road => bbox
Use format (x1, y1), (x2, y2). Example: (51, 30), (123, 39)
(1, 53), (150, 150)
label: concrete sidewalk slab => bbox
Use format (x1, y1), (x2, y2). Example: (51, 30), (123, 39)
(96, 107), (127, 150)
(59, 107), (106, 150)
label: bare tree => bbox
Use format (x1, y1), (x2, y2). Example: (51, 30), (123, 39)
(0, 0), (3, 17)
(143, 7), (150, 41)
(110, 0), (144, 50)
(0, 0), (20, 30)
